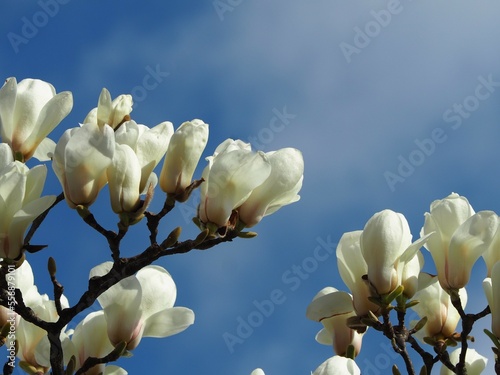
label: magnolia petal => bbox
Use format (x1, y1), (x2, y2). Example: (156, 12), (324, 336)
(0, 77), (17, 141)
(312, 356), (361, 375)
(104, 366), (128, 375)
(32, 137), (56, 161)
(115, 120), (140, 147)
(448, 211), (499, 289)
(135, 121), (173, 191)
(142, 306), (195, 338)
(306, 288), (353, 322)
(97, 88), (112, 127)
(135, 265), (177, 314)
(238, 148), (303, 227)
(0, 143), (13, 170)
(107, 144), (141, 213)
(250, 369), (265, 375)
(72, 311), (115, 367)
(315, 327), (333, 345)
(10, 195), (56, 254)
(25, 164), (48, 204)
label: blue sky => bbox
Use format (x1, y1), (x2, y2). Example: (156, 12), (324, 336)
(2, 1), (500, 374)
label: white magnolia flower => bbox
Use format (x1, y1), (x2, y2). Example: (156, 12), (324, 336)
(422, 193), (498, 290)
(237, 148), (303, 228)
(52, 122), (115, 208)
(198, 139), (271, 229)
(84, 88), (133, 129)
(482, 222), (500, 277)
(312, 356), (361, 375)
(250, 369), (265, 375)
(336, 231), (380, 316)
(483, 261), (500, 338)
(160, 119), (209, 200)
(108, 120), (173, 214)
(0, 156), (55, 259)
(0, 77), (73, 161)
(306, 287), (363, 356)
(360, 209), (428, 296)
(90, 263), (195, 350)
(411, 273), (466, 341)
(72, 311), (128, 375)
(440, 348), (487, 375)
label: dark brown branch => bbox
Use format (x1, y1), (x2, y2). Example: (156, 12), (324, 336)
(145, 196), (176, 244)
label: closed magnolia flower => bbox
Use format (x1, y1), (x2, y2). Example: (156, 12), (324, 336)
(72, 311), (127, 375)
(411, 273), (466, 341)
(422, 193), (498, 290)
(198, 139), (271, 229)
(483, 261), (500, 338)
(306, 287), (363, 356)
(360, 209), (428, 296)
(84, 88), (133, 129)
(52, 122), (115, 208)
(336, 231), (380, 316)
(0, 77), (73, 161)
(312, 356), (361, 375)
(250, 369), (265, 375)
(237, 148), (304, 228)
(0, 157), (55, 259)
(440, 348), (487, 375)
(90, 263), (195, 350)
(108, 120), (173, 214)
(160, 119), (209, 200)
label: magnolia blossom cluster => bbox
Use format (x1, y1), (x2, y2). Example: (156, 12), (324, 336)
(306, 192), (500, 374)
(0, 76), (304, 260)
(0, 76), (304, 374)
(0, 260), (192, 375)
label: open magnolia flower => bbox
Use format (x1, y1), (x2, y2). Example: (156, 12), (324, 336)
(84, 88), (133, 129)
(0, 77), (73, 161)
(237, 147), (304, 228)
(306, 287), (363, 356)
(0, 145), (55, 259)
(422, 193), (498, 291)
(160, 119), (209, 201)
(198, 139), (271, 230)
(52, 122), (115, 208)
(72, 311), (128, 375)
(312, 356), (361, 375)
(90, 263), (195, 350)
(107, 120), (173, 216)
